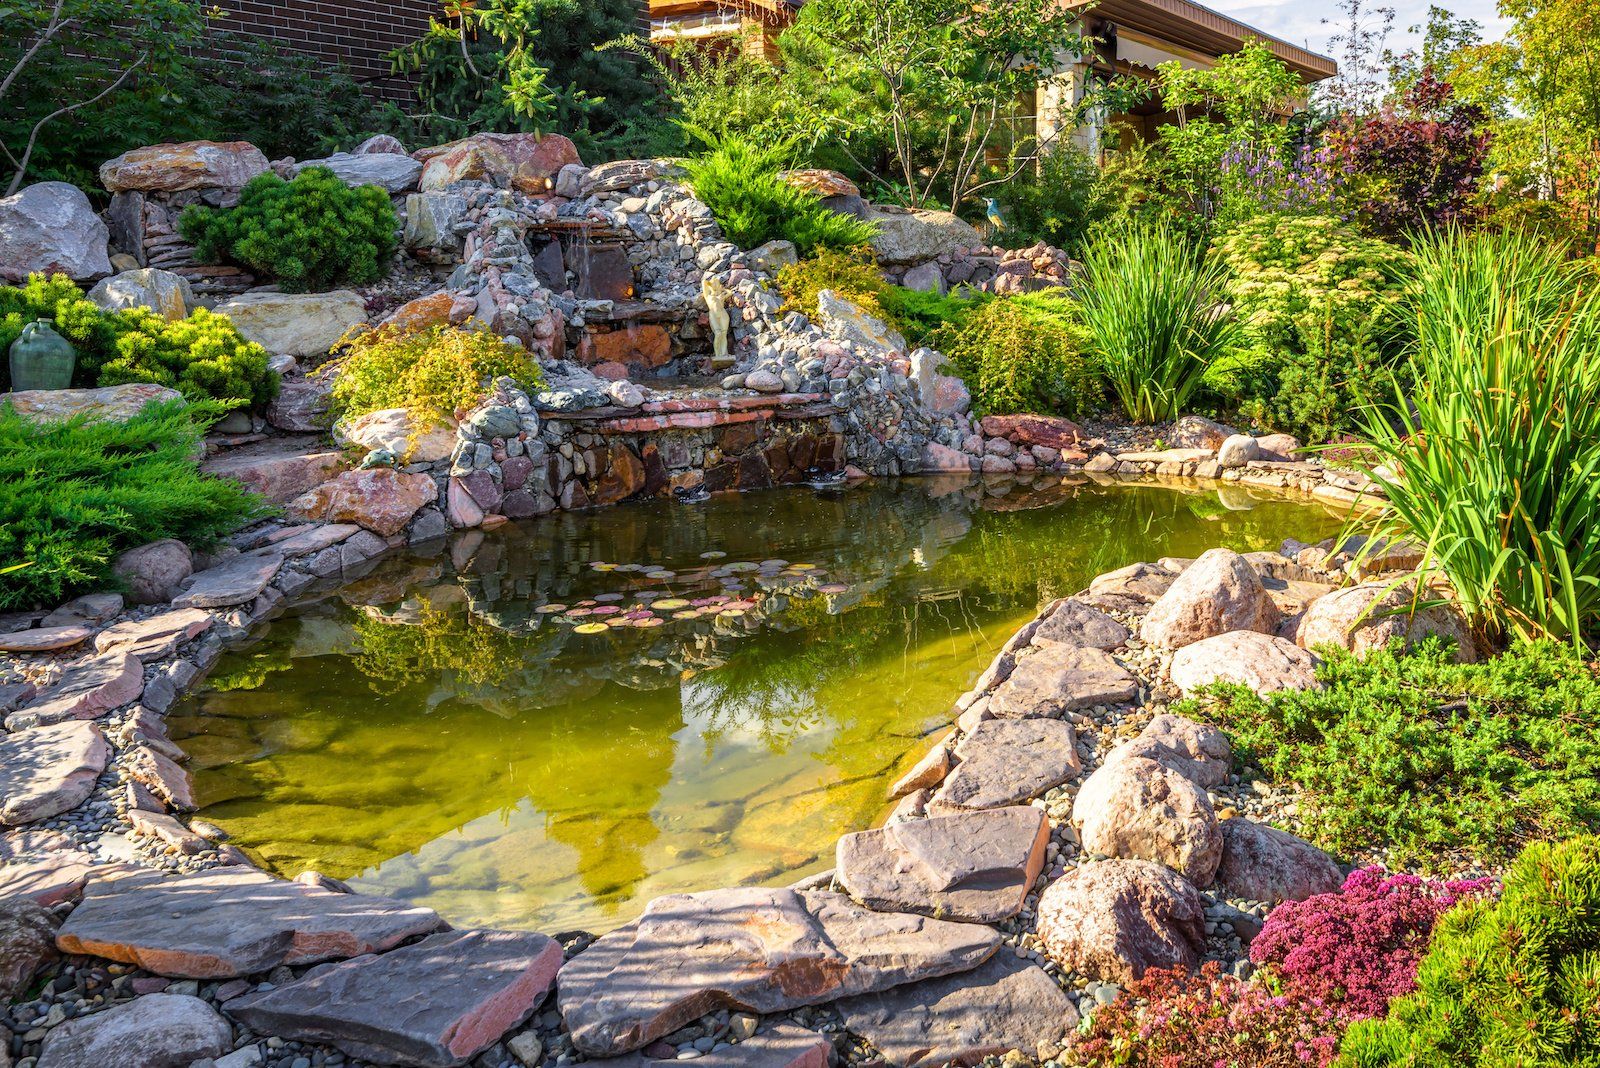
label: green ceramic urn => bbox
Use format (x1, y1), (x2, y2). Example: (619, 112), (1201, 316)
(9, 319), (76, 391)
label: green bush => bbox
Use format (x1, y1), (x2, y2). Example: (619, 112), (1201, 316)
(1210, 215), (1413, 442)
(681, 136), (877, 256)
(1341, 835), (1600, 1067)
(989, 145), (1111, 254)
(1077, 222), (1236, 423)
(329, 323), (545, 429)
(181, 167), (398, 293)
(0, 399), (263, 610)
(880, 285), (988, 347)
(777, 247), (894, 323)
(929, 290), (1102, 417)
(1186, 641), (1600, 871)
(1360, 229), (1600, 647)
(0, 274), (276, 409)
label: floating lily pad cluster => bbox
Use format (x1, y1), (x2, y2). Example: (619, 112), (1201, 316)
(531, 552), (848, 636)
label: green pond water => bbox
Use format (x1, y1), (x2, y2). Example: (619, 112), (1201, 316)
(168, 475), (1342, 935)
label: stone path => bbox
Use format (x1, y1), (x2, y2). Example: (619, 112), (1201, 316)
(0, 722), (108, 825)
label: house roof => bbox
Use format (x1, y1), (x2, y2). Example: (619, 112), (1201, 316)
(1066, 0), (1336, 81)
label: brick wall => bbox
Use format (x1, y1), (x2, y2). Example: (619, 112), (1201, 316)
(210, 0), (439, 103)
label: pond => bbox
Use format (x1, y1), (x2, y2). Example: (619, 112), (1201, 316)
(167, 475), (1342, 935)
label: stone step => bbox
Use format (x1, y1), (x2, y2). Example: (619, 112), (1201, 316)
(0, 722), (109, 825)
(929, 718), (1081, 814)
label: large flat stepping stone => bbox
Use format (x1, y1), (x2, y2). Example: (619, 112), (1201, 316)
(0, 625), (92, 653)
(929, 719), (1081, 813)
(36, 992), (231, 1068)
(231, 929), (562, 1068)
(836, 953), (1078, 1067)
(56, 866), (444, 978)
(603, 1024), (831, 1067)
(259, 523), (361, 558)
(557, 887), (1000, 1058)
(836, 806), (1048, 923)
(0, 722), (108, 825)
(989, 645), (1138, 718)
(1030, 598), (1129, 650)
(93, 608), (214, 662)
(173, 553), (283, 609)
(8, 652), (141, 729)
(0, 829), (96, 905)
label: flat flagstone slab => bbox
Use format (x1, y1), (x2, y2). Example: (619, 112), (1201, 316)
(603, 1024), (831, 1067)
(172, 553), (283, 609)
(989, 645), (1138, 718)
(0, 625), (92, 653)
(0, 830), (96, 905)
(56, 866), (445, 978)
(0, 722), (108, 825)
(557, 887), (1000, 1058)
(8, 652), (141, 729)
(93, 608), (213, 661)
(836, 807), (1048, 923)
(1029, 598), (1130, 651)
(36, 992), (231, 1068)
(930, 719), (1081, 813)
(836, 953), (1079, 1067)
(231, 929), (562, 1068)
(260, 523), (361, 558)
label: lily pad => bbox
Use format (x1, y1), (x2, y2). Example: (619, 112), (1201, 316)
(594, 593), (624, 603)
(646, 570), (676, 580)
(672, 610), (701, 620)
(566, 608), (595, 618)
(591, 606), (622, 617)
(632, 617), (665, 629)
(655, 599), (690, 610)
(573, 623), (610, 635)
(700, 551), (727, 559)
(724, 599), (759, 611)
(817, 583), (848, 594)
(535, 604), (567, 614)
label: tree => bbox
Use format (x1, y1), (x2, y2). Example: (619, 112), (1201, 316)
(1384, 4), (1484, 99)
(1316, 0), (1396, 117)
(782, 0), (1101, 213)
(0, 0), (208, 195)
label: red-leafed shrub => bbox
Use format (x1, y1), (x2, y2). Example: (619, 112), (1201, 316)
(1250, 867), (1495, 1019)
(1325, 70), (1489, 235)
(1062, 961), (1348, 1068)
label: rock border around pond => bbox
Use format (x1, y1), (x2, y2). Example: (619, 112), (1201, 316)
(0, 506), (1465, 1068)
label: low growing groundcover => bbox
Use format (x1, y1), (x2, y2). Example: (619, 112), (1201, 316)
(1185, 640), (1600, 870)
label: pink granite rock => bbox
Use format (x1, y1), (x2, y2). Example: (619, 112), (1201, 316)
(100, 140), (268, 192)
(1215, 818), (1344, 903)
(1168, 630), (1321, 695)
(290, 468), (436, 538)
(1035, 860), (1206, 983)
(0, 722), (108, 825)
(1072, 755), (1223, 885)
(415, 133), (581, 194)
(1140, 548), (1279, 650)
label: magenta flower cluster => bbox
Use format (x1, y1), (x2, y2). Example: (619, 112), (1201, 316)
(1250, 867), (1496, 1019)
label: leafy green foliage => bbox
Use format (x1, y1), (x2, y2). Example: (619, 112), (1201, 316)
(1210, 214), (1413, 442)
(777, 247), (892, 323)
(1077, 222), (1236, 423)
(1341, 835), (1600, 1067)
(1359, 229), (1600, 646)
(1186, 641), (1600, 870)
(929, 291), (1102, 417)
(989, 146), (1112, 255)
(329, 323), (544, 428)
(0, 399), (263, 609)
(181, 167), (398, 293)
(879, 286), (986, 348)
(682, 137), (877, 256)
(0, 274), (275, 408)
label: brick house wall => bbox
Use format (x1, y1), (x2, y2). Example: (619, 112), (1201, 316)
(210, 0), (438, 102)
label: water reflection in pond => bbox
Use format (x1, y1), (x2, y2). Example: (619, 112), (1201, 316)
(168, 475), (1343, 934)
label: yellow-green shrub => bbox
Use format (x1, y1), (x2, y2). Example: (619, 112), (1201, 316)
(776, 246), (892, 322)
(930, 291), (1102, 417)
(329, 323), (545, 427)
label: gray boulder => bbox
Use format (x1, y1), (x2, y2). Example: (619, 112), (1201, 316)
(864, 205), (984, 266)
(87, 268), (194, 320)
(293, 152), (423, 194)
(111, 539), (194, 605)
(0, 182), (111, 282)
(1036, 860), (1207, 983)
(36, 993), (231, 1068)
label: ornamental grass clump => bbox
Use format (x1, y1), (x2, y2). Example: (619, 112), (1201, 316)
(1341, 835), (1600, 1067)
(1061, 961), (1347, 1068)
(0, 400), (263, 609)
(329, 323), (545, 428)
(1252, 868), (1494, 1019)
(181, 166), (398, 293)
(1077, 221), (1236, 423)
(1358, 228), (1600, 648)
(1187, 641), (1600, 870)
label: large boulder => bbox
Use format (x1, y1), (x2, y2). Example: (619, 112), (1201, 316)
(0, 182), (111, 281)
(1115, 714), (1232, 790)
(291, 152), (423, 194)
(230, 929), (563, 1068)
(1035, 860), (1207, 984)
(402, 190), (471, 257)
(1169, 415), (1238, 450)
(1030, 598), (1130, 651)
(556, 887), (999, 1057)
(36, 993), (232, 1068)
(818, 290), (907, 353)
(1072, 755), (1223, 885)
(781, 169), (861, 199)
(111, 539), (194, 605)
(979, 414), (1084, 451)
(1294, 581), (1476, 661)
(289, 468), (436, 538)
(1215, 818), (1343, 904)
(415, 132), (581, 194)
(87, 268), (195, 320)
(3, 383), (182, 427)
(1168, 630), (1321, 696)
(212, 290), (367, 357)
(334, 407), (457, 464)
(835, 806), (1049, 924)
(1140, 548), (1279, 650)
(99, 140), (269, 193)
(864, 205), (984, 266)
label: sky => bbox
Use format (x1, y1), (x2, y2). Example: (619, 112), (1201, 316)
(1207, 0), (1510, 63)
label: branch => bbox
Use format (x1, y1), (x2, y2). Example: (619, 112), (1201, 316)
(6, 57), (142, 197)
(0, 0), (75, 103)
